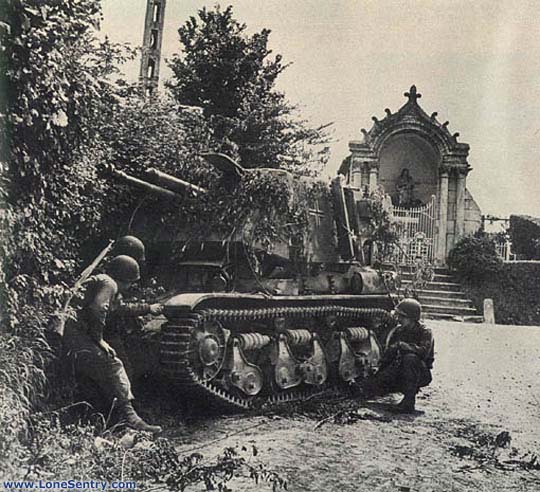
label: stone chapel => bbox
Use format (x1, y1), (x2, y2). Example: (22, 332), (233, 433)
(339, 86), (482, 265)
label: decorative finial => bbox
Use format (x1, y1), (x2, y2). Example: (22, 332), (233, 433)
(442, 121), (449, 128)
(361, 128), (368, 137)
(372, 116), (379, 125)
(453, 132), (460, 141)
(430, 112), (438, 120)
(404, 85), (422, 103)
(385, 108), (392, 117)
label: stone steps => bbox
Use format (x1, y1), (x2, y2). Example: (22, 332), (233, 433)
(422, 303), (478, 316)
(414, 289), (468, 299)
(417, 295), (472, 308)
(402, 278), (463, 292)
(424, 312), (485, 323)
(398, 267), (480, 320)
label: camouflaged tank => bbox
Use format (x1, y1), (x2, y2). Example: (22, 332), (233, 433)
(103, 154), (397, 409)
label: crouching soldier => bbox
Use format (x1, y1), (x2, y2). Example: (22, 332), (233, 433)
(106, 235), (149, 380)
(364, 298), (434, 414)
(63, 255), (163, 433)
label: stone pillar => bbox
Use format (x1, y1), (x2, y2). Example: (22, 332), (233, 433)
(437, 168), (449, 263)
(455, 170), (466, 238)
(351, 170), (360, 187)
(368, 164), (378, 192)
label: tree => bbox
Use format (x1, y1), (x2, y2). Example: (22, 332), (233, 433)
(166, 5), (331, 172)
(95, 93), (219, 255)
(0, 0), (137, 337)
(0, 0), (140, 472)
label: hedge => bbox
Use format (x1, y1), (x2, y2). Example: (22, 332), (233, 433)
(509, 215), (540, 260)
(461, 262), (540, 325)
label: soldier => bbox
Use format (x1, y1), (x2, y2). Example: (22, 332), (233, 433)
(106, 235), (149, 379)
(364, 298), (434, 413)
(112, 235), (146, 264)
(63, 255), (163, 433)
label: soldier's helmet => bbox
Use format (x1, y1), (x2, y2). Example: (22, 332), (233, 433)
(107, 255), (141, 283)
(395, 298), (422, 321)
(113, 235), (146, 263)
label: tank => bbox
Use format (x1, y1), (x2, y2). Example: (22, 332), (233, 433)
(101, 154), (398, 410)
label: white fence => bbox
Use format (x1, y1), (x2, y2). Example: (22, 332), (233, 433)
(495, 239), (516, 262)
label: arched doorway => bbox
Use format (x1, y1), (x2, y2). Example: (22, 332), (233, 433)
(378, 133), (439, 207)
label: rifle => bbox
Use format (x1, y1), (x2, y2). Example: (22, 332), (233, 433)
(50, 240), (115, 337)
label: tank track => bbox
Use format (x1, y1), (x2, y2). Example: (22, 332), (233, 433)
(160, 305), (390, 410)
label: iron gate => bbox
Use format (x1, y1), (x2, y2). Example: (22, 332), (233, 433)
(391, 195), (436, 264)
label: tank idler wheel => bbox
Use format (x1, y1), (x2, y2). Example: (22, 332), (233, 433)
(192, 319), (227, 381)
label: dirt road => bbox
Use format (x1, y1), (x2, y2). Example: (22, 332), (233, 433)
(168, 321), (540, 491)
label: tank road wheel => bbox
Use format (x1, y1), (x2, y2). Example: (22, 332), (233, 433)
(191, 320), (227, 381)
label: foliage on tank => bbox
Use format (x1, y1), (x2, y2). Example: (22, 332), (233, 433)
(189, 171), (332, 251)
(106, 155), (334, 257)
(365, 187), (400, 264)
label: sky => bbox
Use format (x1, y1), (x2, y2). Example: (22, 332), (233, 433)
(101, 0), (540, 219)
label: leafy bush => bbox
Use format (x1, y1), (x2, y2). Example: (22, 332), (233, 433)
(461, 262), (540, 325)
(366, 187), (399, 263)
(447, 234), (503, 283)
(0, 0), (133, 334)
(448, 231), (540, 324)
(509, 215), (540, 260)
(0, 0), (133, 473)
(2, 410), (286, 491)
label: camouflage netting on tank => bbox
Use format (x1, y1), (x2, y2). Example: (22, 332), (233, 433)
(116, 165), (334, 257)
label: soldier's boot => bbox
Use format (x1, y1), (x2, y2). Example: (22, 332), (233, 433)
(393, 392), (416, 414)
(359, 378), (381, 400)
(119, 401), (162, 434)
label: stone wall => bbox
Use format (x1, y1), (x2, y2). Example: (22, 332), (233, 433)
(464, 189), (482, 235)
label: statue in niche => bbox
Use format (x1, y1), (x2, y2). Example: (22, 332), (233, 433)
(395, 168), (417, 208)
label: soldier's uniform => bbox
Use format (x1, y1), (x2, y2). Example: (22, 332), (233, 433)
(63, 274), (152, 403)
(364, 299), (434, 412)
(369, 322), (433, 394)
(63, 255), (162, 432)
(103, 235), (151, 380)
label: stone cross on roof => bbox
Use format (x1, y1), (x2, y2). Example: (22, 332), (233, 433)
(404, 85), (422, 104)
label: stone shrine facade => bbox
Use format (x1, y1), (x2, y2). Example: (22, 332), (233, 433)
(339, 86), (482, 265)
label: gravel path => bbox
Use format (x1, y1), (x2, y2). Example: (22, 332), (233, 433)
(169, 321), (540, 491)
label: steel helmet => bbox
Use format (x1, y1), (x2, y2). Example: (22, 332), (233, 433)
(395, 298), (422, 321)
(113, 235), (146, 263)
(107, 255), (141, 283)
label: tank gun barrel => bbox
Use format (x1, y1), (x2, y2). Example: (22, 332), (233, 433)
(146, 168), (207, 196)
(103, 165), (182, 201)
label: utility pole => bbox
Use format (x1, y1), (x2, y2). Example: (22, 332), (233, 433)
(139, 0), (167, 97)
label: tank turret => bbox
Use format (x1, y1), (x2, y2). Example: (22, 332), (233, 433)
(103, 154), (397, 410)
